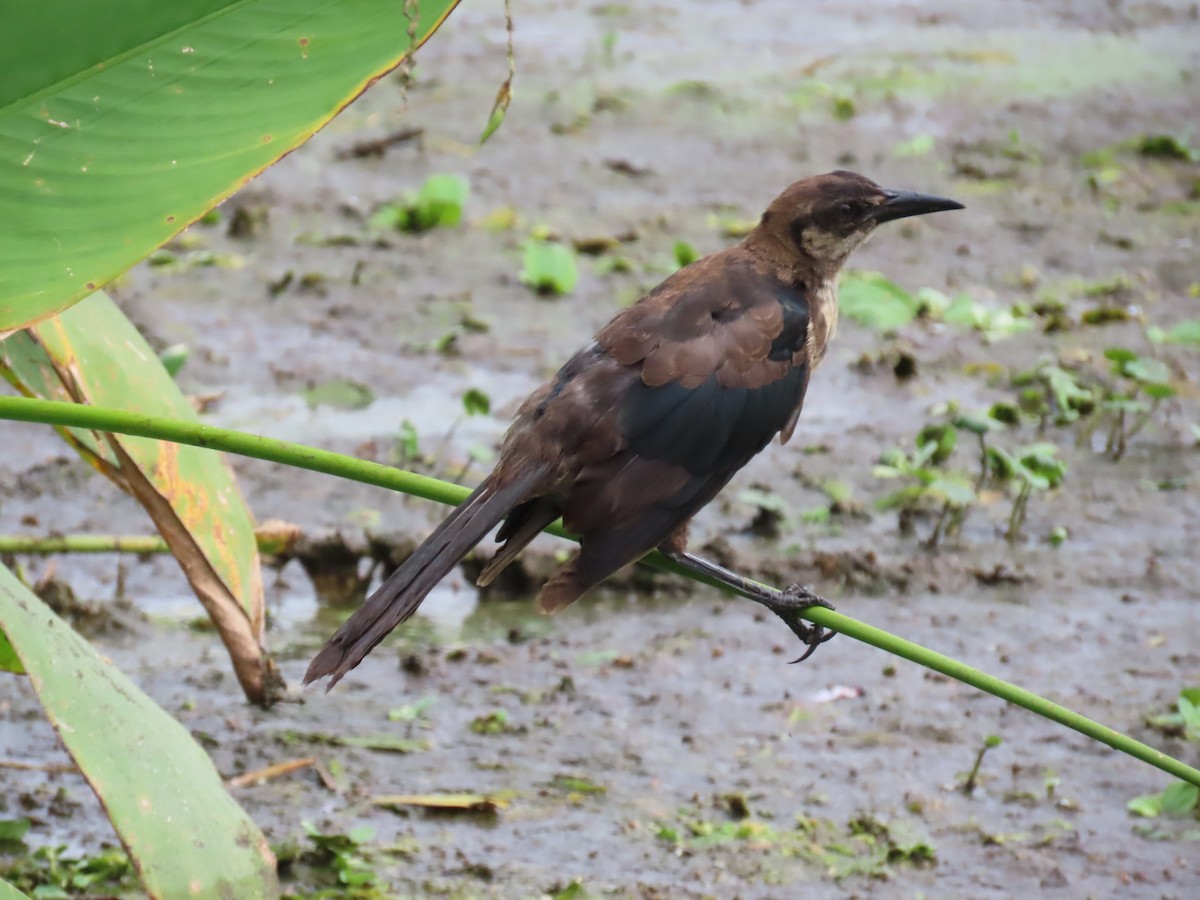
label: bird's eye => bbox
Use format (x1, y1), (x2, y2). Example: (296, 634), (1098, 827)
(837, 202), (853, 215)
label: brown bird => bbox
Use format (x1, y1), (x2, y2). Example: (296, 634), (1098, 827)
(306, 171), (963, 688)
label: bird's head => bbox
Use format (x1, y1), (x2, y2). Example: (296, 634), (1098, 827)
(750, 170), (963, 278)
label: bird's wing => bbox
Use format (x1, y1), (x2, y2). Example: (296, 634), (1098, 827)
(536, 250), (813, 610)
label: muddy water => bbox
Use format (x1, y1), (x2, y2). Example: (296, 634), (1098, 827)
(3, 0), (1200, 896)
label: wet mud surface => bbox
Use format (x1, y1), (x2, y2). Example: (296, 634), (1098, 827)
(3, 0), (1200, 896)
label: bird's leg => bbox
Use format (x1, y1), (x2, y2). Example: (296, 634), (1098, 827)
(659, 549), (837, 663)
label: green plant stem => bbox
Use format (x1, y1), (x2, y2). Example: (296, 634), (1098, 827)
(0, 533), (299, 555)
(2, 394), (1198, 788)
(0, 535), (169, 554)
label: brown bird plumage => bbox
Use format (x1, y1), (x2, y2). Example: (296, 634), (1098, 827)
(306, 171), (963, 688)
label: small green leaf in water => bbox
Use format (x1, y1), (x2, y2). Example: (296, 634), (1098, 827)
(832, 95), (856, 120)
(550, 774), (607, 795)
(1160, 781), (1200, 817)
(521, 240), (578, 295)
(894, 134), (935, 157)
(302, 378), (374, 411)
(394, 420), (420, 464)
(470, 710), (512, 735)
(1163, 320), (1200, 345)
(673, 240), (699, 268)
(1128, 792), (1163, 818)
(462, 388), (491, 417)
(0, 818), (31, 843)
(412, 174), (470, 231)
(839, 272), (920, 331)
(387, 697), (437, 722)
(1137, 134), (1198, 162)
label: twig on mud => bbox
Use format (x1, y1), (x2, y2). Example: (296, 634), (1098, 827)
(225, 756), (316, 789)
(313, 759), (342, 792)
(0, 758), (79, 774)
(334, 127), (425, 160)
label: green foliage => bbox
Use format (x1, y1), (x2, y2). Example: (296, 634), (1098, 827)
(937, 292), (1033, 341)
(521, 240), (579, 295)
(873, 423), (978, 546)
(653, 805), (934, 880)
(893, 134), (935, 157)
(987, 443), (1067, 541)
(387, 696), (437, 722)
(839, 274), (1030, 340)
(839, 272), (924, 330)
(548, 879), (591, 900)
(549, 774), (608, 796)
(470, 709), (514, 735)
(0, 845), (134, 897)
(961, 734), (1003, 795)
(1094, 347), (1177, 459)
(371, 174), (470, 233)
(1012, 362), (1097, 426)
(1148, 319), (1200, 346)
(0, 819), (30, 843)
(0, 563), (278, 898)
(298, 823), (378, 889)
(1128, 687), (1200, 828)
(462, 387), (491, 417)
(874, 403), (1070, 544)
(1146, 688), (1200, 743)
(831, 95), (857, 120)
(1137, 134), (1199, 162)
(673, 240), (699, 269)
(392, 419), (422, 467)
(303, 378), (375, 411)
(1010, 348), (1179, 461)
(1128, 782), (1200, 820)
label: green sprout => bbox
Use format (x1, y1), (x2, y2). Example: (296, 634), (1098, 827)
(1089, 347), (1177, 459)
(370, 173), (470, 234)
(986, 443), (1067, 541)
(874, 423), (978, 547)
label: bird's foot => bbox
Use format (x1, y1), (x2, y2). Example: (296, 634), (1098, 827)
(764, 584), (836, 664)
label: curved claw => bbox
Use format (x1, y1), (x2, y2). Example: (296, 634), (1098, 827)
(788, 625), (837, 664)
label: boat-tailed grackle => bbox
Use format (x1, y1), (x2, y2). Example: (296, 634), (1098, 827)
(306, 171), (963, 689)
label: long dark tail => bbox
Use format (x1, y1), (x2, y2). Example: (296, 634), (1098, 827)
(304, 468), (545, 689)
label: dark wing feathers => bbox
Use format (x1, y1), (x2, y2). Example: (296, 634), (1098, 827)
(530, 250), (814, 610)
(619, 364), (807, 475)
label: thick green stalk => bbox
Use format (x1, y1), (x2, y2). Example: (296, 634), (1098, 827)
(1, 395), (1196, 788)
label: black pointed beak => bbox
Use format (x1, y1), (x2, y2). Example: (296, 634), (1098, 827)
(872, 189), (964, 224)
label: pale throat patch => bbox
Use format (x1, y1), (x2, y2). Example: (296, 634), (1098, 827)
(806, 275), (840, 367)
(800, 225), (873, 367)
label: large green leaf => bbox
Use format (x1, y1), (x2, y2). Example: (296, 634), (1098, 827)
(0, 0), (460, 330)
(0, 563), (278, 899)
(0, 878), (31, 900)
(0, 293), (277, 704)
